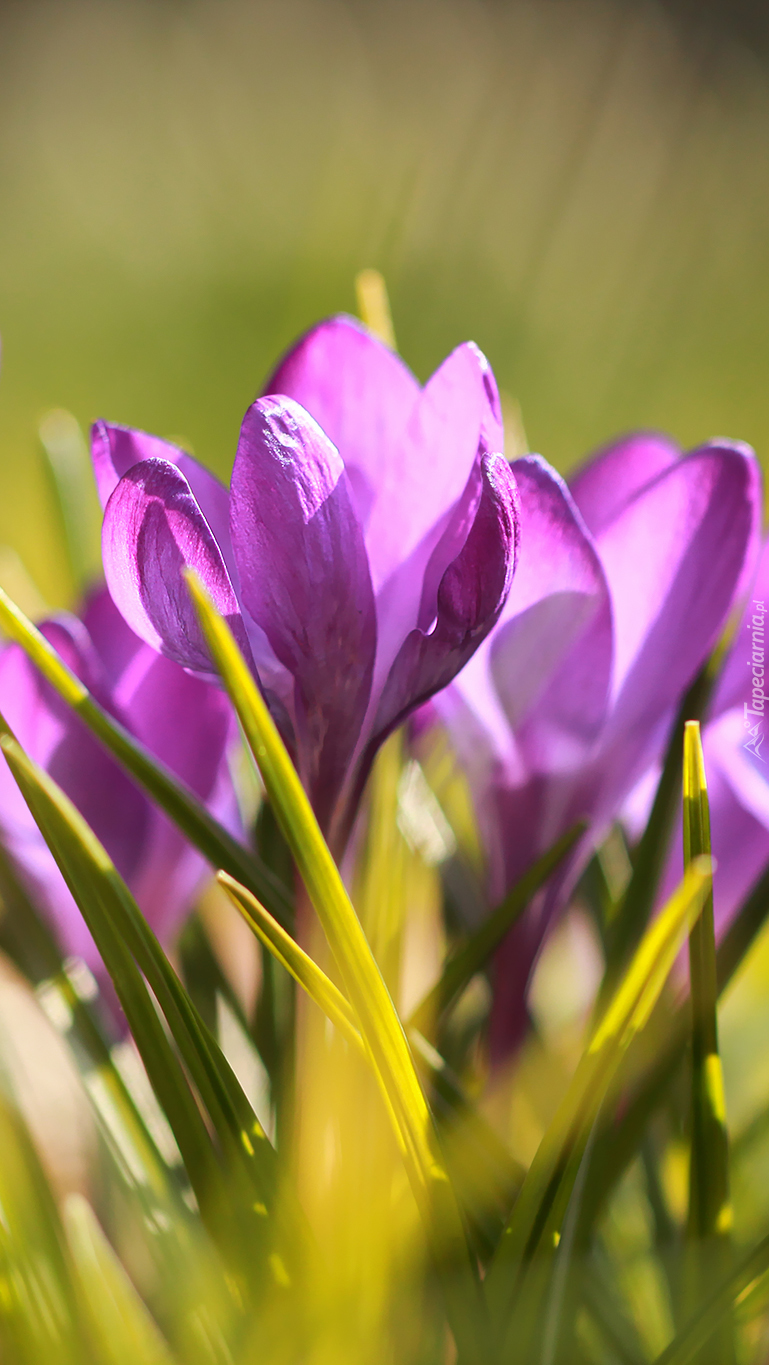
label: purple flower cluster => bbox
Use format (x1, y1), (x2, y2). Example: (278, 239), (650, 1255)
(1, 313), (767, 1055)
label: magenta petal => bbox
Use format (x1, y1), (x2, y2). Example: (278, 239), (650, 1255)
(230, 396), (377, 820)
(489, 457), (613, 768)
(569, 431), (681, 537)
(102, 459), (251, 675)
(371, 452), (518, 749)
(91, 422), (189, 508)
(599, 441), (760, 739)
(265, 315), (420, 510)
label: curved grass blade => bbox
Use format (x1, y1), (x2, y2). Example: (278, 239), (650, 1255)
(0, 839), (173, 1198)
(0, 730), (229, 1232)
(355, 267), (397, 348)
(186, 569), (488, 1364)
(39, 409), (103, 594)
(682, 721), (734, 1362)
(485, 859), (712, 1337)
(406, 821), (586, 1038)
(0, 727), (295, 1271)
(0, 584), (291, 926)
(652, 1231), (769, 1365)
(219, 871), (363, 1053)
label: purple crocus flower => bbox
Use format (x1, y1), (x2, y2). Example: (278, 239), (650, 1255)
(0, 587), (239, 972)
(93, 316), (519, 849)
(425, 433), (761, 1057)
(629, 530), (769, 941)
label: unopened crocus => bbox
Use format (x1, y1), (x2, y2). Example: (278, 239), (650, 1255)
(424, 434), (761, 1057)
(0, 587), (239, 972)
(93, 316), (519, 848)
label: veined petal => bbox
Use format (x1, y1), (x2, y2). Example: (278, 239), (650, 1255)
(102, 458), (251, 676)
(569, 431), (681, 536)
(92, 421), (236, 578)
(265, 315), (420, 526)
(230, 396), (377, 822)
(711, 530), (769, 719)
(370, 452), (518, 752)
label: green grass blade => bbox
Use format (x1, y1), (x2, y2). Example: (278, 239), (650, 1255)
(0, 838), (174, 1197)
(39, 409), (103, 593)
(682, 721), (734, 1362)
(0, 730), (228, 1232)
(219, 871), (363, 1053)
(64, 1194), (178, 1365)
(185, 569), (488, 1363)
(602, 663), (713, 994)
(651, 1231), (769, 1365)
(0, 583), (291, 925)
(0, 724), (298, 1278)
(485, 859), (712, 1332)
(406, 821), (586, 1038)
(578, 849), (769, 1242)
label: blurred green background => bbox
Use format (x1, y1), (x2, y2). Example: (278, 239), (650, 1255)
(1, 0), (769, 603)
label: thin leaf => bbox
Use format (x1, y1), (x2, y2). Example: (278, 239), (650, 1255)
(219, 871), (363, 1054)
(682, 721), (734, 1362)
(39, 409), (103, 593)
(0, 838), (173, 1197)
(0, 583), (291, 925)
(64, 1194), (178, 1365)
(0, 725), (296, 1280)
(185, 569), (487, 1363)
(652, 1231), (769, 1365)
(602, 662), (714, 994)
(355, 267), (397, 348)
(485, 859), (712, 1338)
(0, 729), (228, 1233)
(406, 821), (586, 1038)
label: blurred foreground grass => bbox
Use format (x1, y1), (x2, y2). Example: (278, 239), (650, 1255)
(1, 0), (769, 602)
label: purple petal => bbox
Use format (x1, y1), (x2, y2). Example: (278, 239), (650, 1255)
(488, 457), (613, 771)
(102, 459), (251, 676)
(711, 529), (769, 720)
(230, 396), (376, 823)
(599, 441), (760, 739)
(265, 316), (420, 522)
(369, 452), (518, 754)
(0, 618), (150, 963)
(114, 645), (240, 944)
(568, 431), (681, 537)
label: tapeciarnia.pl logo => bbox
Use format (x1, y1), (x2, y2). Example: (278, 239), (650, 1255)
(744, 599), (767, 761)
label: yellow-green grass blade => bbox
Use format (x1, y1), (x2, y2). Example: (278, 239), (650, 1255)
(485, 858), (712, 1333)
(0, 838), (174, 1198)
(38, 409), (103, 594)
(683, 722), (734, 1361)
(0, 730), (230, 1230)
(64, 1194), (178, 1365)
(0, 1093), (87, 1363)
(652, 1230), (769, 1365)
(407, 821), (586, 1038)
(219, 871), (363, 1053)
(602, 663), (714, 995)
(186, 570), (488, 1362)
(0, 728), (284, 1246)
(0, 584), (291, 925)
(355, 267), (397, 349)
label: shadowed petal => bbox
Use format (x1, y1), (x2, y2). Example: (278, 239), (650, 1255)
(102, 459), (251, 676)
(369, 452), (518, 755)
(489, 457), (613, 771)
(569, 431), (681, 536)
(230, 396), (376, 821)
